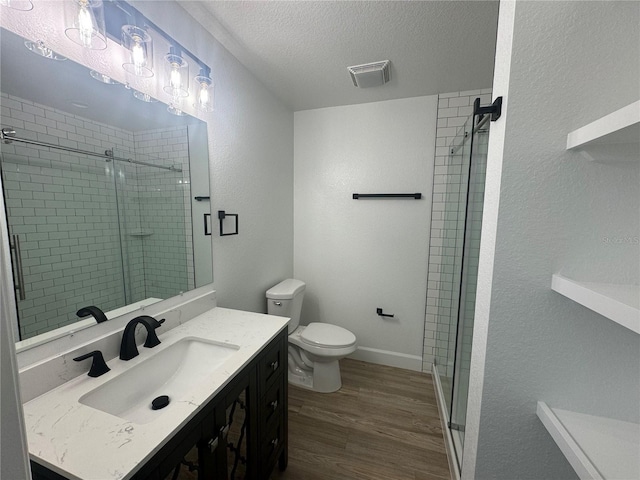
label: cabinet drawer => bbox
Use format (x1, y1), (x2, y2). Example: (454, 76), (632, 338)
(258, 336), (285, 390)
(260, 418), (285, 474)
(260, 379), (284, 433)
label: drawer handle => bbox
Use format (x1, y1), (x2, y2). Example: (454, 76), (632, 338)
(220, 424), (230, 440)
(269, 400), (278, 411)
(270, 360), (279, 371)
(271, 437), (279, 449)
(207, 437), (219, 453)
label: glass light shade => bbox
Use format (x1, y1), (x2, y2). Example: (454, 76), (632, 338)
(122, 25), (153, 77)
(0, 0), (33, 10)
(194, 74), (214, 112)
(64, 0), (107, 50)
(132, 90), (157, 103)
(167, 103), (186, 116)
(24, 40), (67, 61)
(163, 53), (189, 101)
(90, 70), (119, 84)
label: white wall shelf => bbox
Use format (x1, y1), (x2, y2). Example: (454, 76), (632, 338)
(551, 274), (639, 334)
(537, 401), (640, 480)
(566, 100), (639, 162)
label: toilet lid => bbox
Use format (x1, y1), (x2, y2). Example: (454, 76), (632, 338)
(301, 323), (356, 348)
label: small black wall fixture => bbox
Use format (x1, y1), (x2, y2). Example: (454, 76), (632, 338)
(474, 96), (503, 122)
(204, 213), (212, 236)
(218, 210), (239, 236)
(376, 308), (394, 318)
(353, 193), (422, 200)
(194, 196), (210, 201)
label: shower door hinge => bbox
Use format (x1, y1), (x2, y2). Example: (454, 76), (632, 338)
(447, 422), (465, 432)
(474, 96), (502, 122)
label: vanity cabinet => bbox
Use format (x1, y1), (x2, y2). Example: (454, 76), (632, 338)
(30, 328), (288, 480)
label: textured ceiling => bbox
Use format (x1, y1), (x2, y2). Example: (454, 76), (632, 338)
(178, 1), (500, 111)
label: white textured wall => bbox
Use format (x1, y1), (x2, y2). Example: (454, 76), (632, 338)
(294, 96), (437, 370)
(464, 2), (640, 478)
(134, 1), (294, 313)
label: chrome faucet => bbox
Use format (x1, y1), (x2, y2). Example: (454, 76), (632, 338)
(119, 315), (165, 361)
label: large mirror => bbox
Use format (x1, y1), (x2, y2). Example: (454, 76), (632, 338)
(0, 4), (213, 346)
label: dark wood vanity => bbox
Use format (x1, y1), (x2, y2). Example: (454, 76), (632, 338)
(31, 329), (288, 480)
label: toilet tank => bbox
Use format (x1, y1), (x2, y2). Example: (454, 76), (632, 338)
(266, 279), (306, 333)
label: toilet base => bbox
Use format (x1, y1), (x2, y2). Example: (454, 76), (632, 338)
(287, 354), (343, 393)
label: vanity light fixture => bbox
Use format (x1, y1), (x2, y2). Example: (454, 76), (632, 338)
(164, 47), (189, 102)
(0, 0), (33, 10)
(89, 70), (119, 84)
(122, 24), (153, 77)
(194, 67), (214, 112)
(24, 40), (67, 61)
(64, 0), (107, 50)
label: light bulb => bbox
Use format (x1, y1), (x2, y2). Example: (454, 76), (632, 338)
(170, 66), (181, 88)
(170, 64), (182, 100)
(199, 85), (209, 107)
(64, 0), (106, 50)
(77, 3), (95, 48)
(194, 72), (213, 112)
(131, 39), (146, 75)
(122, 25), (153, 77)
(163, 52), (188, 99)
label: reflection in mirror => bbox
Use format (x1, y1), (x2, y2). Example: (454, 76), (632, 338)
(0, 23), (212, 343)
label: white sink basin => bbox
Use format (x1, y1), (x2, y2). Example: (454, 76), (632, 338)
(79, 337), (239, 424)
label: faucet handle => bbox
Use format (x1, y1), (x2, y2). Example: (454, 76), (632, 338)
(73, 351), (110, 377)
(142, 317), (165, 348)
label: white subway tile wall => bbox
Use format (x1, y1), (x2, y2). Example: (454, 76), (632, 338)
(1, 92), (195, 339)
(422, 89), (491, 374)
(131, 126), (194, 301)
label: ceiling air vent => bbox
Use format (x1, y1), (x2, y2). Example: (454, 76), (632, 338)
(347, 60), (390, 88)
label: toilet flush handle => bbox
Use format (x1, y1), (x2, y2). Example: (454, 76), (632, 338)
(273, 301), (282, 306)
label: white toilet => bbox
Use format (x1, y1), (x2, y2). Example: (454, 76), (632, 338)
(266, 279), (357, 393)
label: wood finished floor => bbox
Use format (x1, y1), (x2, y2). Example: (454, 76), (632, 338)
(269, 359), (451, 480)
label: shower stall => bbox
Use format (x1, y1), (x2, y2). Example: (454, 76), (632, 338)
(428, 99), (494, 472)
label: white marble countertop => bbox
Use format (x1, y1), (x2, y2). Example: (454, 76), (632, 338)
(23, 307), (289, 480)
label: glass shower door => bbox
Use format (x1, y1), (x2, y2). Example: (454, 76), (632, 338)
(111, 146), (192, 305)
(435, 119), (473, 415)
(449, 116), (490, 456)
(0, 143), (126, 340)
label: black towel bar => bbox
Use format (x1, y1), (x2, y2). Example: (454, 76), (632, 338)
(353, 193), (421, 199)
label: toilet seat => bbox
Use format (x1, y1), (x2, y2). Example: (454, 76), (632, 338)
(300, 322), (356, 348)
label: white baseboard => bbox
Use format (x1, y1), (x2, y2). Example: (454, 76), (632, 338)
(348, 346), (423, 372)
(432, 364), (460, 480)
